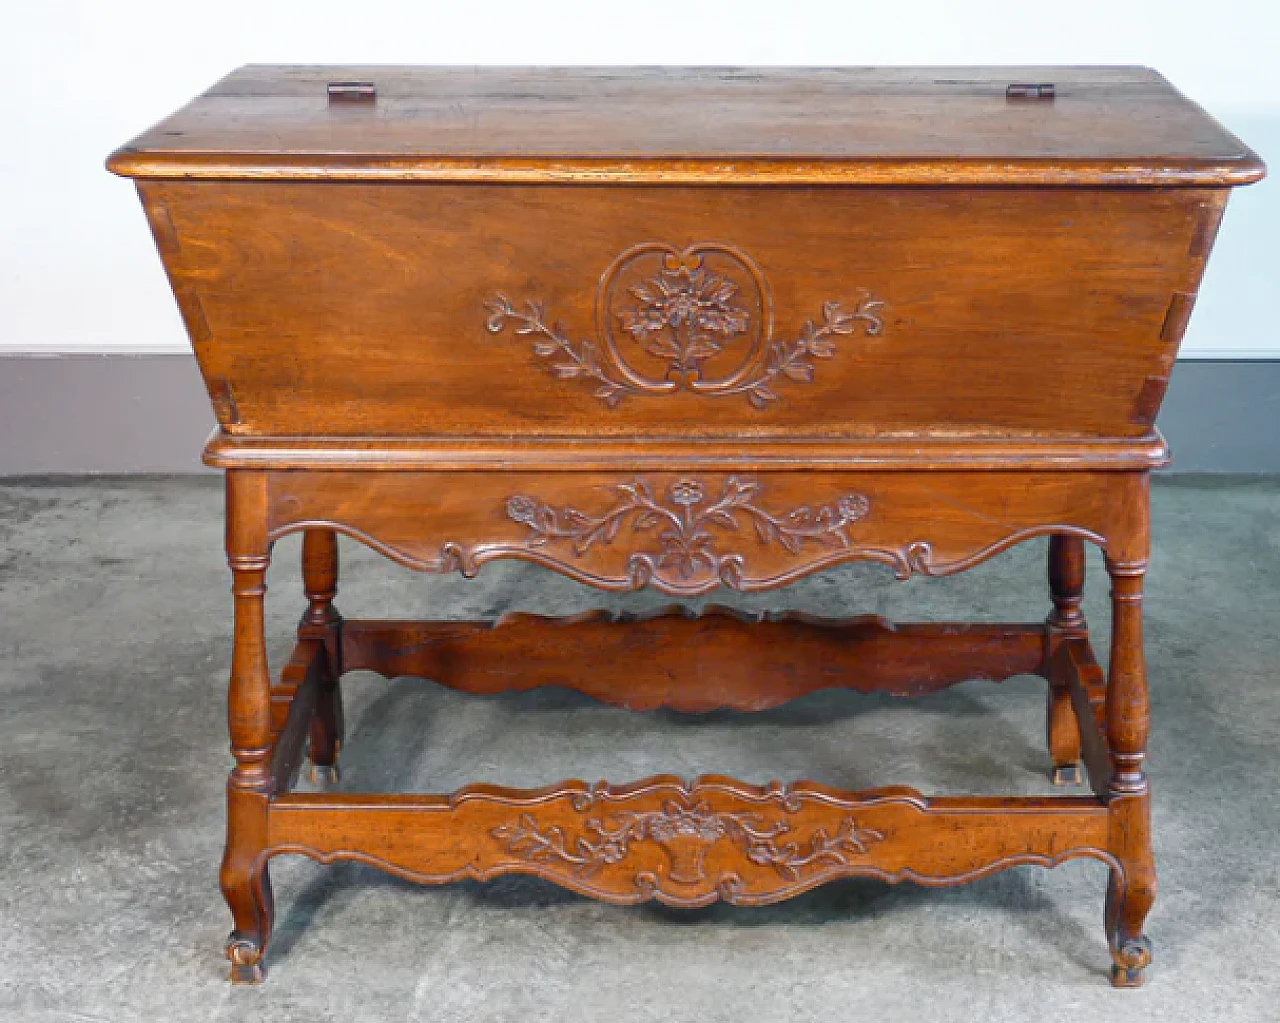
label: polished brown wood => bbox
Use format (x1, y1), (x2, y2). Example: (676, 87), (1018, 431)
(107, 66), (1262, 186)
(220, 470), (273, 986)
(339, 611), (1054, 711)
(131, 180), (1223, 441)
(268, 783), (1113, 907)
(108, 65), (1264, 987)
(1047, 535), (1087, 784)
(259, 467), (1144, 594)
(268, 639), (323, 794)
(299, 529), (342, 785)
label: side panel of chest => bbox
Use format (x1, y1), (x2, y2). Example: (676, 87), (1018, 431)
(139, 181), (1222, 439)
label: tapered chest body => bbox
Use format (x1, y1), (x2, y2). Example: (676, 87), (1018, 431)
(110, 66), (1261, 458)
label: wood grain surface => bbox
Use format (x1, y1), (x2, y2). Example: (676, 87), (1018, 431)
(140, 181), (1221, 440)
(263, 468), (1145, 594)
(108, 66), (1263, 185)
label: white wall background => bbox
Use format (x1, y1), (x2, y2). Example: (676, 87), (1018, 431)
(2, 0), (1276, 357)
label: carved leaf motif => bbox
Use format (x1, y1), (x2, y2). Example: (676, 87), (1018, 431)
(505, 476), (871, 588)
(490, 787), (887, 891)
(783, 361), (815, 383)
(483, 295), (635, 400)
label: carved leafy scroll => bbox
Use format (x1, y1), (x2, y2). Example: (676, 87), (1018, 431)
(493, 795), (885, 889)
(270, 774), (1119, 909)
(483, 296), (634, 407)
(505, 475), (870, 586)
(485, 242), (885, 408)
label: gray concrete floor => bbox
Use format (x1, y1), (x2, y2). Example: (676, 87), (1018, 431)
(1, 476), (1278, 1021)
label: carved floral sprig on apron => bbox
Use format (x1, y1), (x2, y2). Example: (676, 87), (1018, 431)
(492, 800), (886, 885)
(505, 476), (871, 582)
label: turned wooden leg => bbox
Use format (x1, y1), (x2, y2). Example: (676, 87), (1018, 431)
(1046, 535), (1085, 785)
(220, 471), (275, 984)
(1103, 553), (1156, 988)
(301, 529), (344, 787)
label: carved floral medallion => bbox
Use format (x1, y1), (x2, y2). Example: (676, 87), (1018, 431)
(485, 242), (884, 408)
(491, 786), (886, 890)
(506, 475), (871, 584)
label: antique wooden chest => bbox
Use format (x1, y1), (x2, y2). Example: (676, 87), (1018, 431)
(109, 66), (1263, 986)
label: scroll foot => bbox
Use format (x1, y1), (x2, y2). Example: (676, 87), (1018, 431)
(1109, 935), (1153, 988)
(227, 934), (267, 985)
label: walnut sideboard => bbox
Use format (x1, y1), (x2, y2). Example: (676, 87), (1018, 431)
(108, 66), (1264, 986)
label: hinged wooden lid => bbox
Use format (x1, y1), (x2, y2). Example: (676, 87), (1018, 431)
(107, 65), (1264, 186)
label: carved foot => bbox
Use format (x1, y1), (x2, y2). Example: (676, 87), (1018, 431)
(226, 933), (266, 985)
(220, 829), (273, 986)
(1109, 935), (1153, 988)
(1050, 762), (1083, 786)
(307, 759), (340, 787)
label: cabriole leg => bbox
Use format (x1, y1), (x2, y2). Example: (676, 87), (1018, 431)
(1046, 534), (1085, 785)
(220, 471), (275, 984)
(301, 529), (343, 787)
(1104, 553), (1156, 988)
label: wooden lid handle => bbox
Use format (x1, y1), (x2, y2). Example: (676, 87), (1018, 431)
(1006, 83), (1055, 101)
(327, 82), (376, 103)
